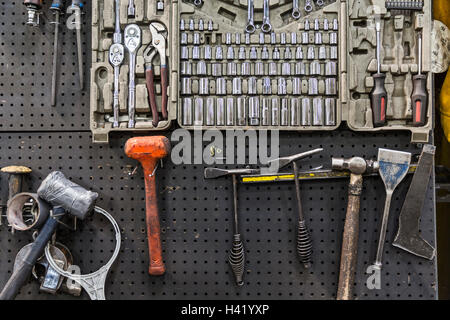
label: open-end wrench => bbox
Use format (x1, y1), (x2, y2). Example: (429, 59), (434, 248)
(261, 0), (272, 33)
(305, 0), (313, 12)
(292, 0), (301, 19)
(245, 0), (256, 33)
(109, 43), (125, 128)
(124, 24), (141, 128)
(128, 0), (135, 18)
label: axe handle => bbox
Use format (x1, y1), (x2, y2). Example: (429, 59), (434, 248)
(337, 173), (363, 300)
(142, 160), (165, 275)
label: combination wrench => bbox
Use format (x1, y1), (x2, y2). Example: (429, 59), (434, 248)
(292, 0), (301, 19)
(261, 0), (272, 33)
(124, 24), (141, 128)
(245, 0), (256, 33)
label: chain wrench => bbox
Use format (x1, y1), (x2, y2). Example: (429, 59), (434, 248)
(305, 0), (313, 12)
(245, 0), (256, 33)
(292, 0), (301, 19)
(124, 24), (141, 128)
(128, 0), (135, 17)
(109, 44), (124, 128)
(261, 0), (272, 33)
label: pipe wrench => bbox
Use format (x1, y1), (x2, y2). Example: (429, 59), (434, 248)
(144, 22), (169, 127)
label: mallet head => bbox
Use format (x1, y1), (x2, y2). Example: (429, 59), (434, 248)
(124, 136), (171, 163)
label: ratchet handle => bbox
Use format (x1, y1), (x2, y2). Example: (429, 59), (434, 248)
(0, 210), (62, 300)
(411, 74), (427, 127)
(146, 67), (159, 127)
(370, 73), (388, 127)
(161, 65), (168, 120)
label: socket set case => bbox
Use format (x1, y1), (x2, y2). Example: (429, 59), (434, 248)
(90, 0), (433, 143)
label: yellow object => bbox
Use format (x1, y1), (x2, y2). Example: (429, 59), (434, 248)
(435, 0), (450, 142)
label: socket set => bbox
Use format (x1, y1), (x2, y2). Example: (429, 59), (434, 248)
(90, 0), (435, 143)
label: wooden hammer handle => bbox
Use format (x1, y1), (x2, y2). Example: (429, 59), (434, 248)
(337, 173), (362, 300)
(143, 164), (165, 275)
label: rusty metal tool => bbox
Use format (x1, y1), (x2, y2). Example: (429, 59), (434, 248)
(125, 136), (171, 275)
(266, 149), (323, 268)
(370, 149), (411, 274)
(392, 145), (435, 260)
(332, 157), (379, 300)
(23, 0), (42, 26)
(143, 22), (168, 127)
(204, 167), (260, 286)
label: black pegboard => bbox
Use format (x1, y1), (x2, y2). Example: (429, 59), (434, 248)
(0, 1), (90, 131)
(0, 2), (438, 300)
(0, 131), (438, 300)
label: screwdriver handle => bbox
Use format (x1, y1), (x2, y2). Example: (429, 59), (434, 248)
(411, 74), (428, 126)
(370, 73), (388, 127)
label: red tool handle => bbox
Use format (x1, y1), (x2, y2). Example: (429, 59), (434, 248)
(161, 65), (168, 120)
(145, 67), (159, 127)
(141, 158), (165, 275)
(370, 73), (388, 127)
(411, 74), (427, 127)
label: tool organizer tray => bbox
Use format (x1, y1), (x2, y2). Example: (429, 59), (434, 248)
(90, 0), (434, 144)
(0, 2), (439, 300)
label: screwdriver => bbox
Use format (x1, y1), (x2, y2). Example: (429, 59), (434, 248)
(370, 21), (388, 127)
(50, 0), (65, 106)
(71, 0), (84, 90)
(411, 32), (427, 126)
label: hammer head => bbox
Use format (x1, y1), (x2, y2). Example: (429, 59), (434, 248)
(332, 157), (379, 175)
(125, 136), (171, 162)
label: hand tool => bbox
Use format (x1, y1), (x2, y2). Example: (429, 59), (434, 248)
(245, 0), (256, 34)
(125, 137), (171, 275)
(199, 78), (209, 95)
(271, 98), (279, 126)
(239, 47), (247, 60)
(217, 98), (225, 125)
(205, 45), (212, 59)
(292, 0), (301, 19)
(280, 98), (288, 126)
(181, 78), (192, 95)
(411, 32), (428, 126)
(0, 171), (98, 300)
(265, 149), (323, 267)
(192, 45), (200, 59)
(305, 0), (313, 13)
(124, 24), (141, 128)
(332, 156), (379, 300)
(182, 98), (193, 125)
(70, 0), (84, 90)
(189, 19), (195, 30)
(278, 78), (287, 95)
(208, 20), (213, 31)
(128, 0), (135, 17)
(302, 31), (309, 44)
(217, 78), (226, 95)
(393, 145), (435, 260)
(109, 44), (125, 128)
(370, 21), (388, 127)
(180, 19), (185, 30)
(204, 167), (260, 285)
(301, 98), (311, 126)
(237, 98), (246, 126)
(157, 0), (164, 11)
(1, 166), (31, 226)
(291, 32), (297, 44)
(249, 97), (259, 125)
(198, 19), (204, 31)
(312, 98), (323, 125)
(206, 98), (215, 126)
(6, 193), (50, 232)
(113, 0), (122, 44)
(227, 62), (237, 75)
(144, 22), (168, 126)
(325, 98), (336, 126)
(226, 97), (235, 125)
(370, 149), (411, 274)
(262, 98), (270, 125)
(50, 0), (65, 107)
(197, 61), (207, 75)
(248, 77), (257, 95)
(45, 206), (120, 300)
(291, 98), (300, 126)
(261, 0), (272, 33)
(23, 0), (42, 26)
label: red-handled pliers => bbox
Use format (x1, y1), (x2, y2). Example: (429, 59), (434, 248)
(144, 22), (168, 127)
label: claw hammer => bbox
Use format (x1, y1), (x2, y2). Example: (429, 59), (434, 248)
(125, 136), (171, 275)
(332, 157), (378, 300)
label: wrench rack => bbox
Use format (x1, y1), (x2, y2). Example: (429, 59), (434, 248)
(0, 2), (438, 300)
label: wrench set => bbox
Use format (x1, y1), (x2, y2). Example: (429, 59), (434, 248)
(90, 0), (434, 144)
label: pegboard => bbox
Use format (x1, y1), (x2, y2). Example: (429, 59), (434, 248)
(0, 131), (438, 300)
(0, 1), (90, 131)
(0, 2), (438, 300)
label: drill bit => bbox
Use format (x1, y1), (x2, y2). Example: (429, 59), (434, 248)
(50, 0), (65, 106)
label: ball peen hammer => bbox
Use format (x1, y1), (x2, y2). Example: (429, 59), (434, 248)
(125, 136), (171, 275)
(332, 157), (378, 300)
